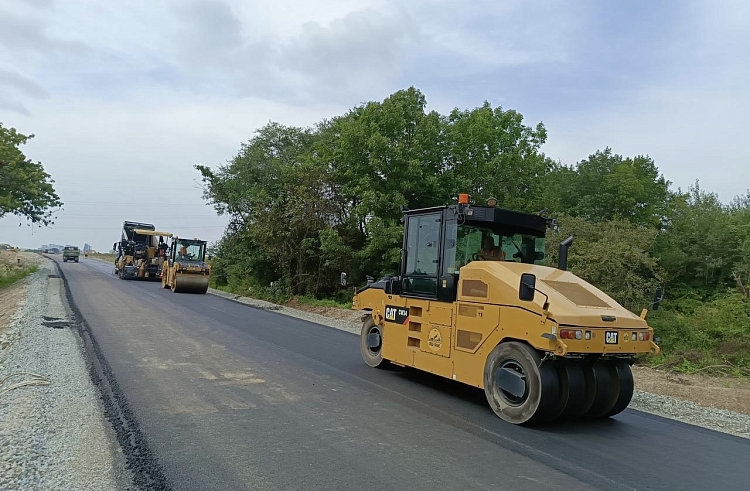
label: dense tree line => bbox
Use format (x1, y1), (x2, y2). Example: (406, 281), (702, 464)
(198, 87), (750, 372)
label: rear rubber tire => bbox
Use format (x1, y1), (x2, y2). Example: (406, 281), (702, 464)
(604, 360), (634, 417)
(583, 362), (619, 418)
(483, 342), (559, 424)
(360, 317), (388, 368)
(552, 362), (593, 420)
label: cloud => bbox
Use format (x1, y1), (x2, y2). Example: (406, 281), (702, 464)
(0, 69), (49, 98)
(169, 1), (417, 103)
(0, 98), (31, 116)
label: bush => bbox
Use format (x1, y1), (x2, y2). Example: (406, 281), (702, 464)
(648, 292), (750, 374)
(0, 264), (39, 288)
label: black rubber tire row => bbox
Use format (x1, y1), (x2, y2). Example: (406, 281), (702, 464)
(483, 341), (634, 425)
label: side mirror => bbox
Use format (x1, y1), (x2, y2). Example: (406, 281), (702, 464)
(519, 273), (536, 301)
(652, 287), (663, 310)
(340, 272), (347, 287)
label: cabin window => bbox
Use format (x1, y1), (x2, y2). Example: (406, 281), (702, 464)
(403, 213), (441, 296)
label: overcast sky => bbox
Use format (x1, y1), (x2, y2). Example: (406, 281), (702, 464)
(1, 0), (748, 250)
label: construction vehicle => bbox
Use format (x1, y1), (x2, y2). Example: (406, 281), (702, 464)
(114, 221), (172, 280)
(62, 246), (80, 262)
(352, 194), (660, 425)
(161, 235), (210, 294)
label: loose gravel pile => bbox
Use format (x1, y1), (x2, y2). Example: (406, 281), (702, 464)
(209, 287), (750, 440)
(0, 260), (124, 490)
(631, 390), (750, 438)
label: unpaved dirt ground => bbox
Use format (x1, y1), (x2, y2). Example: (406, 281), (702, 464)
(284, 297), (363, 323)
(0, 280), (26, 336)
(632, 365), (750, 415)
(0, 251), (41, 337)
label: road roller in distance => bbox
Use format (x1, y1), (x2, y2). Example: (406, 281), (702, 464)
(353, 194), (660, 425)
(114, 221), (172, 280)
(161, 235), (210, 294)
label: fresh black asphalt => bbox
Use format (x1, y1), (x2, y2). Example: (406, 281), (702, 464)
(54, 256), (749, 491)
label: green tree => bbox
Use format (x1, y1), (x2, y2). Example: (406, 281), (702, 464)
(548, 215), (663, 312)
(655, 183), (737, 290)
(549, 148), (670, 228)
(313, 87), (450, 280)
(0, 123), (62, 224)
(444, 101), (551, 213)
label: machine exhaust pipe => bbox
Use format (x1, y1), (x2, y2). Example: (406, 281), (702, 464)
(558, 236), (574, 271)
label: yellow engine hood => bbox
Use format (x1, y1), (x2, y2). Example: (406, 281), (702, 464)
(457, 261), (647, 329)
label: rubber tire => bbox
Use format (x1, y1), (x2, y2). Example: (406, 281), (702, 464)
(582, 362), (620, 418)
(483, 342), (559, 425)
(360, 317), (388, 368)
(603, 360), (634, 417)
(552, 362), (593, 420)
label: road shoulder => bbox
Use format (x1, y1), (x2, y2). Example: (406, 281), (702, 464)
(0, 258), (126, 490)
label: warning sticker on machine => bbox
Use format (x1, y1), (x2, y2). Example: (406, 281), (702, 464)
(605, 331), (619, 344)
(384, 305), (409, 325)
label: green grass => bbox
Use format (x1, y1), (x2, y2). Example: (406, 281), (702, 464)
(294, 295), (352, 309)
(210, 282), (352, 309)
(0, 265), (39, 289)
(88, 253), (116, 263)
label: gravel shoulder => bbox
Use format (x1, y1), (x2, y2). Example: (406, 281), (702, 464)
(209, 287), (750, 439)
(0, 258), (128, 490)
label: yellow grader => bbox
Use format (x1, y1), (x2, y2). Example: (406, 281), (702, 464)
(160, 235), (210, 294)
(114, 221), (172, 280)
(353, 195), (660, 424)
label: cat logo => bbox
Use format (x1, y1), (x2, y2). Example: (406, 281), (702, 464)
(428, 328), (442, 351)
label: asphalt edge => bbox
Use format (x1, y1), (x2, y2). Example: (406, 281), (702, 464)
(50, 257), (173, 491)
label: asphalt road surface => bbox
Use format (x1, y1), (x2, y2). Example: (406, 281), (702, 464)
(54, 257), (749, 491)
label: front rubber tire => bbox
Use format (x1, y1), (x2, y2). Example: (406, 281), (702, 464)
(483, 342), (559, 425)
(360, 317), (388, 368)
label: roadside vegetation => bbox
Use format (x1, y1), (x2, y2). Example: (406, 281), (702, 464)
(196, 87), (749, 375)
(88, 252), (116, 264)
(0, 252), (38, 289)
